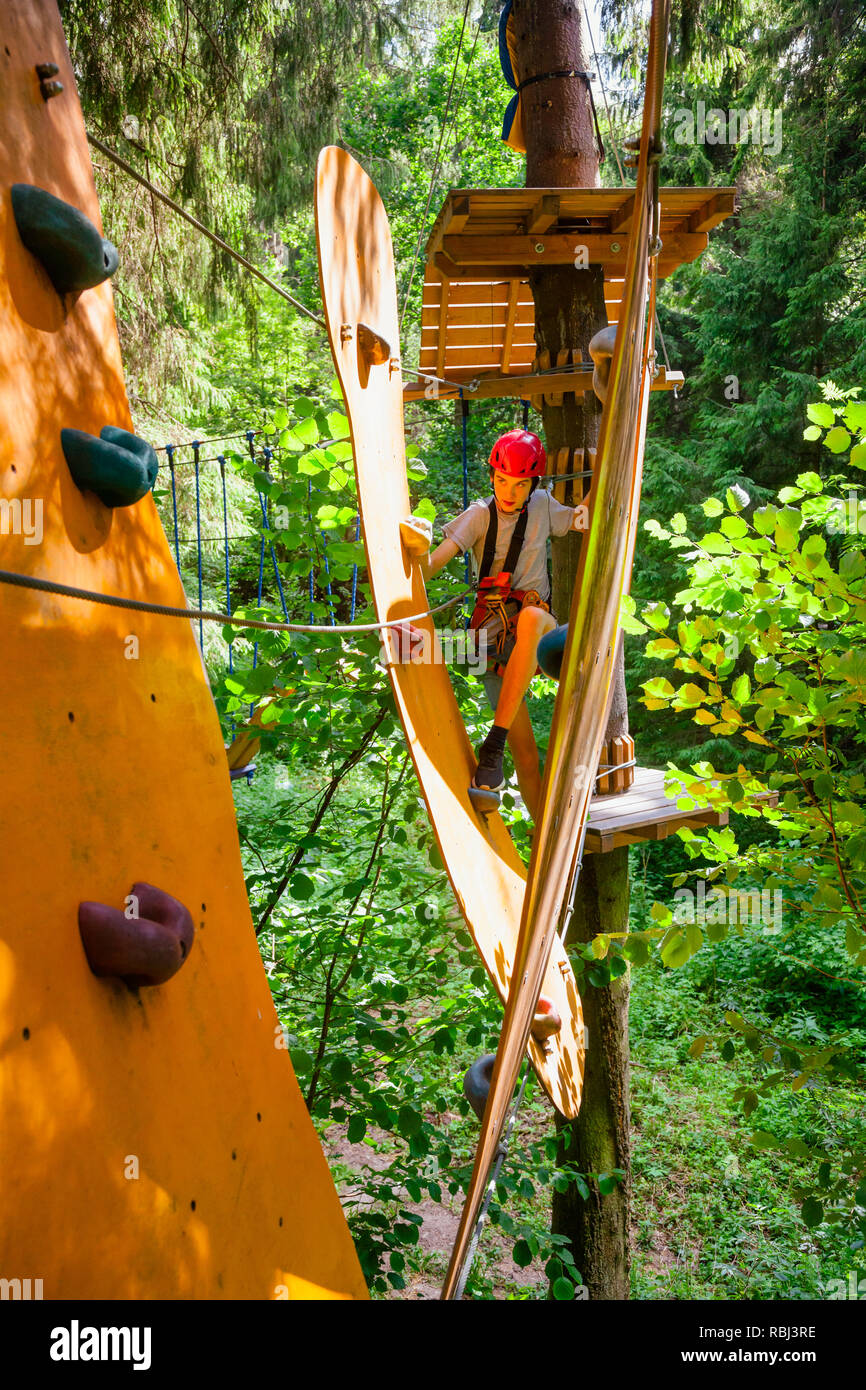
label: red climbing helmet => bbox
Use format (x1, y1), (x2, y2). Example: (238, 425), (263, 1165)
(488, 429), (546, 479)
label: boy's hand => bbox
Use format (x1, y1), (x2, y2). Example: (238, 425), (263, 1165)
(400, 516), (432, 557)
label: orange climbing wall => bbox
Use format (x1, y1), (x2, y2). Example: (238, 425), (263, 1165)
(0, 1), (366, 1300)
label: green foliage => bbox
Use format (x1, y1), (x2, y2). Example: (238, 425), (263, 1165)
(633, 387), (866, 1253)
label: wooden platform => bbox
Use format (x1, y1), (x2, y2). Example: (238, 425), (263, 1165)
(584, 765), (727, 853)
(405, 185), (736, 401)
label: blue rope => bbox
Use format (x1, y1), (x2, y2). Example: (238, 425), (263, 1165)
(193, 441), (203, 651)
(249, 431), (266, 697)
(260, 448), (289, 621)
(307, 479), (315, 623)
(167, 445), (181, 571)
(460, 390), (470, 626)
(218, 455), (233, 677)
(321, 531), (336, 626)
(350, 513), (361, 621)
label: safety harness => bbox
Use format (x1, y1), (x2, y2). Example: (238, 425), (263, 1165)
(469, 498), (549, 663)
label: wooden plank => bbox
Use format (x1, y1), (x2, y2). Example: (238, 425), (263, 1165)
(555, 445), (578, 504)
(421, 304), (535, 329)
(436, 277), (449, 383)
(316, 147), (584, 1121)
(500, 279), (521, 374)
(421, 324), (537, 352)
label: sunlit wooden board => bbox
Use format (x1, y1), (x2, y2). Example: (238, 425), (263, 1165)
(314, 146), (584, 1118)
(0, 0), (366, 1300)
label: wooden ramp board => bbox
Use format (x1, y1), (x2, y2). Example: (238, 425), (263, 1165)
(314, 146), (584, 1119)
(0, 0), (366, 1300)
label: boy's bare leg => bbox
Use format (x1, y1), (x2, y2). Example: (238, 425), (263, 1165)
(494, 605), (557, 728)
(506, 700), (543, 821)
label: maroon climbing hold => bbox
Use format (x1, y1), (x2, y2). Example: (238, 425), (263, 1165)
(530, 994), (562, 1041)
(78, 882), (195, 987)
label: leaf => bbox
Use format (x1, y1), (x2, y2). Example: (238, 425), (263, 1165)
(512, 1239), (533, 1268)
(347, 1115), (367, 1143)
(825, 426), (852, 454)
(702, 497), (724, 516)
(688, 1035), (708, 1059)
(646, 637), (680, 659)
(294, 415), (320, 445)
(720, 515), (749, 539)
(806, 402), (835, 428)
(670, 512), (687, 534)
(726, 485), (750, 511)
(843, 401), (866, 432)
(749, 1131), (778, 1149)
(397, 1105), (422, 1138)
(803, 425), (823, 441)
(801, 1196), (824, 1228)
(289, 872), (315, 901)
(552, 1277), (576, 1300)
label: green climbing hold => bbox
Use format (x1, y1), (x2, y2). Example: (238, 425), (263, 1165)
(11, 184), (119, 295)
(61, 426), (158, 508)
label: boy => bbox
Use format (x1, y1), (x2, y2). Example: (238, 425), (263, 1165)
(400, 429), (588, 820)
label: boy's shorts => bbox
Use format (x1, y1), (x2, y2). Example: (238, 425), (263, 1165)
(472, 598), (554, 711)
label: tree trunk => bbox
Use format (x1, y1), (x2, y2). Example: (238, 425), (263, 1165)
(512, 0), (632, 1300)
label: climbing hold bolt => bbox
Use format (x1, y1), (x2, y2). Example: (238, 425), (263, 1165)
(61, 425), (158, 508)
(11, 184), (118, 294)
(79, 882), (195, 988)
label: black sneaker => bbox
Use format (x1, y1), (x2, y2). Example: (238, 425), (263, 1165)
(472, 744), (505, 793)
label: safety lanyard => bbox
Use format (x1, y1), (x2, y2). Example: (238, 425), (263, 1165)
(478, 497), (529, 585)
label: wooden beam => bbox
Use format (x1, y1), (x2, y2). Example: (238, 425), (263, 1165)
(609, 194), (635, 235)
(433, 249), (461, 278)
(525, 194), (560, 234)
(403, 366), (684, 402)
(442, 232), (710, 267)
(685, 190), (736, 234)
(425, 195), (472, 261)
(447, 194), (472, 234)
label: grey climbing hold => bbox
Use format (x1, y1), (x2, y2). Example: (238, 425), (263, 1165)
(61, 426), (158, 508)
(11, 184), (118, 295)
(588, 324), (617, 405)
(463, 1054), (496, 1121)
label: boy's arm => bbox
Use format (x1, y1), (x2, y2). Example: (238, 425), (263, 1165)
(399, 517), (461, 582)
(425, 537), (461, 581)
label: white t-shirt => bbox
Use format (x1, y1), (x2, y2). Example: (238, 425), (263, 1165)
(442, 488), (576, 604)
